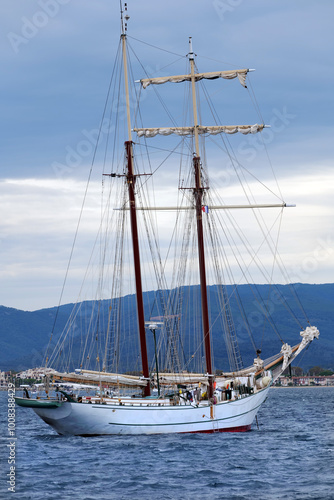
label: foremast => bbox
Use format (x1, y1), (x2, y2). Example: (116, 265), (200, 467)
(121, 4), (150, 396)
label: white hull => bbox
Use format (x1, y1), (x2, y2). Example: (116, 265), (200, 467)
(32, 387), (270, 435)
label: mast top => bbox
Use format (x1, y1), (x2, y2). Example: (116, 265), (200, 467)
(120, 2), (130, 35)
(188, 37), (194, 61)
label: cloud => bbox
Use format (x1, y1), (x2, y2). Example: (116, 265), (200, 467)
(1, 164), (332, 310)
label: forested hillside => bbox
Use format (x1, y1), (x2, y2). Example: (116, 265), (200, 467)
(1, 284), (332, 372)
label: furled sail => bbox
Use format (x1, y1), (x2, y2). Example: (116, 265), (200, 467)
(134, 124), (264, 138)
(53, 370), (148, 387)
(139, 69), (249, 89)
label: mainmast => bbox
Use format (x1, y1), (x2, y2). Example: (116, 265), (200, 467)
(134, 36), (265, 399)
(121, 3), (150, 396)
(189, 38), (214, 399)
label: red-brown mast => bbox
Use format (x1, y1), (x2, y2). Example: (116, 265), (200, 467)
(189, 38), (214, 399)
(125, 141), (150, 397)
(193, 157), (214, 399)
(121, 5), (150, 396)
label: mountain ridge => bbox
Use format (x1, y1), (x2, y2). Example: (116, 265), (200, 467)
(1, 283), (332, 372)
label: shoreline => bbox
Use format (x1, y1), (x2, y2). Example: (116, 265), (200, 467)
(273, 385), (334, 388)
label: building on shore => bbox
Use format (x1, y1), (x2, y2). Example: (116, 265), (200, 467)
(15, 367), (55, 381)
(0, 371), (12, 388)
(275, 375), (334, 387)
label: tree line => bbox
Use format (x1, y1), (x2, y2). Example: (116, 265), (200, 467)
(283, 366), (333, 377)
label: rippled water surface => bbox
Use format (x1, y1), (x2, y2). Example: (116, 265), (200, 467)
(1, 388), (333, 499)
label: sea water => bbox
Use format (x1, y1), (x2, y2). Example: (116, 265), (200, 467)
(1, 387), (333, 499)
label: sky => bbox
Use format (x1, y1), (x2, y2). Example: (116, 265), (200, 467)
(1, 0), (333, 311)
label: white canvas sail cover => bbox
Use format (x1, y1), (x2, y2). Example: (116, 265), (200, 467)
(293, 326), (320, 358)
(54, 371), (148, 387)
(134, 124), (264, 138)
(140, 69), (249, 89)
